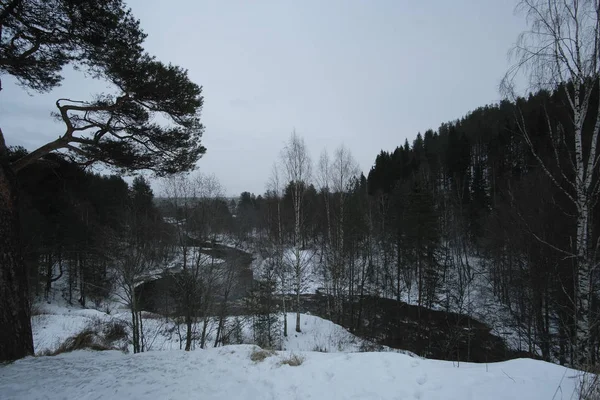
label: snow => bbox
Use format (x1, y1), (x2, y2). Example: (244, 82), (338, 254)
(0, 345), (580, 400)
(253, 247), (321, 295)
(31, 300), (393, 354)
(13, 282), (584, 400)
(251, 243), (541, 357)
(20, 243), (585, 399)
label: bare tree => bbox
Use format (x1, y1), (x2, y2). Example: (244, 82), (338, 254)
(213, 254), (240, 347)
(317, 150), (333, 317)
(113, 232), (159, 354)
(192, 173), (225, 349)
(162, 174), (194, 273)
(267, 162), (289, 337)
(281, 131), (312, 332)
(502, 0), (600, 364)
(161, 173), (222, 350)
(330, 145), (360, 320)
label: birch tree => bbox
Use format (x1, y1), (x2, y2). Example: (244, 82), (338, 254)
(317, 150), (333, 317)
(502, 0), (600, 364)
(113, 238), (156, 354)
(267, 162), (289, 336)
(162, 173), (219, 351)
(330, 145), (360, 319)
(281, 131), (312, 332)
(192, 173), (224, 349)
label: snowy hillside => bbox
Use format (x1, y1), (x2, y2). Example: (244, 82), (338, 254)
(15, 258), (585, 400)
(11, 300), (584, 400)
(31, 299), (395, 354)
(0, 345), (580, 400)
(0, 288), (584, 400)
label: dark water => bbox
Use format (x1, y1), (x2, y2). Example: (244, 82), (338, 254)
(296, 294), (530, 363)
(135, 243), (253, 314)
(135, 244), (527, 363)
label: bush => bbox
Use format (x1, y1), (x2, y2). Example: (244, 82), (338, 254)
(359, 340), (384, 353)
(279, 353), (305, 367)
(103, 320), (128, 342)
(250, 347), (275, 362)
(312, 345), (328, 353)
(222, 317), (245, 346)
(39, 319), (128, 356)
(41, 330), (114, 356)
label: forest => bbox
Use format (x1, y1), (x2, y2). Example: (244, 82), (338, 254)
(10, 83), (600, 369)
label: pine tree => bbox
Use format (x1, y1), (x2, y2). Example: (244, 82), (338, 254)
(0, 0), (205, 361)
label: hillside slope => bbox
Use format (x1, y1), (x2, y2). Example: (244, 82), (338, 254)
(0, 345), (578, 400)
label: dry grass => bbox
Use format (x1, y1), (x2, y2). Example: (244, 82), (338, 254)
(102, 320), (128, 342)
(250, 347), (276, 362)
(40, 329), (115, 356)
(279, 353), (305, 367)
(39, 319), (129, 357)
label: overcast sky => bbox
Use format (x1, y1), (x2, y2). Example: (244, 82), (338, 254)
(0, 0), (526, 197)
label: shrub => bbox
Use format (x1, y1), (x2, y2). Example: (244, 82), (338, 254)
(359, 340), (384, 353)
(103, 320), (128, 342)
(250, 347), (275, 362)
(279, 353), (305, 366)
(41, 329), (114, 356)
(39, 319), (128, 356)
(312, 345), (328, 353)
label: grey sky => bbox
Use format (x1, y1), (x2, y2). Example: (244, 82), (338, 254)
(0, 0), (526, 196)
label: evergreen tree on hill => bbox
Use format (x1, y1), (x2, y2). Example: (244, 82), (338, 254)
(0, 0), (205, 361)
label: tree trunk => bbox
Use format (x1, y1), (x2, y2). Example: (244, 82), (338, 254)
(574, 111), (591, 365)
(282, 295), (288, 337)
(131, 309), (138, 354)
(295, 300), (301, 333)
(45, 253), (53, 300)
(214, 316), (223, 348)
(78, 254), (86, 307)
(294, 196), (302, 333)
(295, 248), (302, 334)
(575, 196), (591, 364)
(139, 310), (145, 352)
(185, 310), (193, 351)
(0, 160), (34, 361)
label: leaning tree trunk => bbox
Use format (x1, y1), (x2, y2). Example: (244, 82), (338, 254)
(0, 159), (34, 361)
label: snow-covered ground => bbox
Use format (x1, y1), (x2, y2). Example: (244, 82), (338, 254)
(15, 240), (586, 400)
(31, 297), (393, 354)
(250, 242), (539, 357)
(0, 344), (580, 400)
(5, 273), (584, 400)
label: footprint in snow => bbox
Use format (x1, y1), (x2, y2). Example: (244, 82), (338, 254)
(416, 374), (427, 385)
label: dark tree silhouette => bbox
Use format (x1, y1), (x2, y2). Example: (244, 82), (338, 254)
(0, 0), (205, 361)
